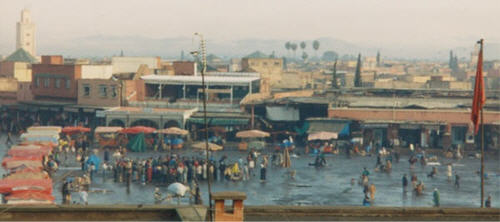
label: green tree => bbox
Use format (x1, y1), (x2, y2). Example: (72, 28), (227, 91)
(313, 40), (320, 57)
(354, 53), (362, 87)
(332, 59), (338, 89)
(302, 52), (308, 61)
(321, 51), (338, 61)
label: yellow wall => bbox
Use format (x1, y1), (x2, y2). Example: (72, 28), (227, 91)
(13, 62), (32, 81)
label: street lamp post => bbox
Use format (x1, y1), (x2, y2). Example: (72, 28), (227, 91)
(192, 32), (213, 220)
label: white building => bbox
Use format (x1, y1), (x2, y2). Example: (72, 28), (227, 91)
(16, 9), (36, 56)
(111, 56), (159, 74)
(81, 65), (113, 79)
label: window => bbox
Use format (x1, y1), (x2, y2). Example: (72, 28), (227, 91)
(65, 79), (71, 89)
(99, 85), (107, 97)
(55, 79), (61, 88)
(263, 62), (268, 66)
(111, 85), (117, 98)
(26, 42), (30, 46)
(83, 84), (90, 96)
(26, 33), (30, 37)
(35, 77), (39, 87)
(43, 78), (49, 88)
(19, 84), (22, 89)
(274, 62), (280, 66)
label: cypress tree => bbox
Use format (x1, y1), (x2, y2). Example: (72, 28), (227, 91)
(449, 50), (454, 69)
(354, 53), (362, 87)
(332, 59), (338, 89)
(376, 51), (380, 67)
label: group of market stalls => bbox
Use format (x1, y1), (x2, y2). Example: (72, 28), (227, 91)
(94, 126), (190, 152)
(0, 125), (98, 205)
(94, 126), (278, 153)
(0, 126), (61, 205)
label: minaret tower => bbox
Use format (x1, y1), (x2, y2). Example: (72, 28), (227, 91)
(16, 8), (36, 56)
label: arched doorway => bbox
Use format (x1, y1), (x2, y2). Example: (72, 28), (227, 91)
(108, 119), (125, 127)
(131, 119), (158, 128)
(164, 120), (180, 129)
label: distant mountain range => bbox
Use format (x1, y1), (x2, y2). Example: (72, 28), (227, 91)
(2, 35), (498, 61)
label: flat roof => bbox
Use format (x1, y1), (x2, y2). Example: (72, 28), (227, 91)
(142, 74), (260, 86)
(104, 106), (196, 114)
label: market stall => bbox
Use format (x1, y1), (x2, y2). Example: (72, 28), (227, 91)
(156, 127), (188, 150)
(236, 130), (270, 151)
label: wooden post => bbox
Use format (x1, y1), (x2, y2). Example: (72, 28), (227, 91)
(251, 105), (255, 129)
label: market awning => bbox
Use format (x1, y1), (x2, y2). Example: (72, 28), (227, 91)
(307, 120), (350, 137)
(188, 117), (249, 126)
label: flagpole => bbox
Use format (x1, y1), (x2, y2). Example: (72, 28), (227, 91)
(480, 103), (484, 208)
(478, 39), (485, 208)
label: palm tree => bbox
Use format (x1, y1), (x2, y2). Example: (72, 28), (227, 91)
(313, 40), (320, 58)
(302, 52), (308, 61)
(285, 42), (291, 58)
(290, 43), (298, 59)
(300, 41), (306, 51)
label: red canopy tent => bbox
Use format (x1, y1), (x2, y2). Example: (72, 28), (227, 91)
(18, 141), (55, 149)
(120, 126), (156, 134)
(2, 156), (43, 167)
(8, 149), (50, 158)
(10, 144), (52, 151)
(0, 178), (53, 194)
(3, 161), (44, 170)
(10, 167), (43, 174)
(6, 171), (50, 180)
(62, 126), (91, 135)
(5, 190), (55, 202)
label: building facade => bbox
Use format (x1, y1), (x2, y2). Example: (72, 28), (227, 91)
(112, 56), (160, 74)
(32, 55), (81, 102)
(241, 58), (283, 90)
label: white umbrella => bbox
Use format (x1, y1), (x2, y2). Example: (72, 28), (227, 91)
(167, 182), (189, 197)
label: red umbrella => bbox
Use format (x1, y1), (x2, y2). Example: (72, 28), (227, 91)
(62, 126), (91, 135)
(120, 126), (156, 134)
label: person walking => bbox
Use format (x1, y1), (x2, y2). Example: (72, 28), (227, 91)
(402, 174), (408, 192)
(260, 163), (267, 182)
(62, 180), (71, 204)
(79, 189), (88, 205)
(154, 187), (162, 204)
(454, 173), (460, 189)
(369, 183), (376, 200)
(433, 188), (440, 207)
(447, 164), (453, 182)
(485, 195), (491, 208)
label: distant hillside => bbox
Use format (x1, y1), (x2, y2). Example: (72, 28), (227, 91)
(29, 35), (500, 61)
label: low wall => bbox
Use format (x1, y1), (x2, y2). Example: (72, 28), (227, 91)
(0, 205), (498, 221)
(245, 206), (500, 221)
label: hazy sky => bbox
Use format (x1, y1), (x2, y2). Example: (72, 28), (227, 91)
(1, 0), (499, 57)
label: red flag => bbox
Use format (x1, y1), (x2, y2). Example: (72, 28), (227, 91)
(471, 39), (485, 134)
